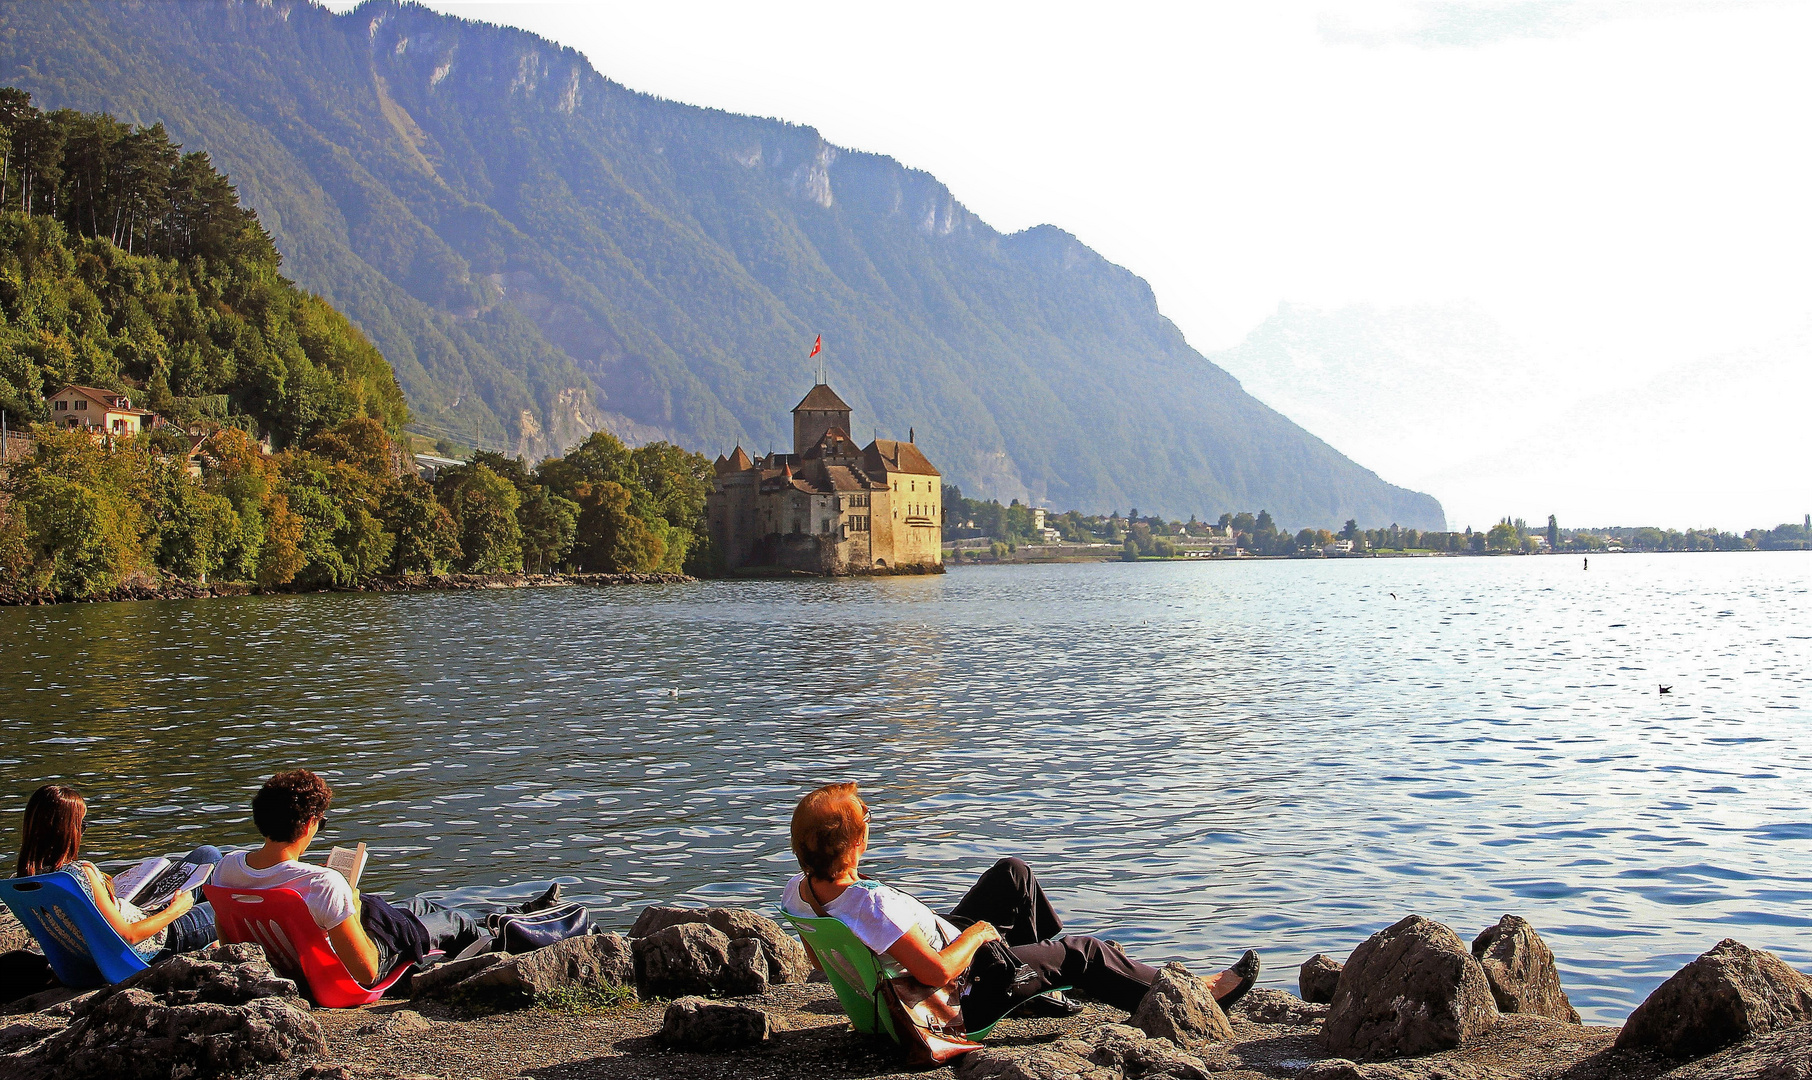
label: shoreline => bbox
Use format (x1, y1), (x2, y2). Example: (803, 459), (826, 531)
(0, 571), (694, 608)
(4, 903), (1799, 1080)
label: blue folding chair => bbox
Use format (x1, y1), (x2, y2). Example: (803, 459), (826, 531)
(0, 872), (150, 988)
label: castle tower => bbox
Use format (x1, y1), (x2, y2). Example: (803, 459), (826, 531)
(792, 383), (852, 458)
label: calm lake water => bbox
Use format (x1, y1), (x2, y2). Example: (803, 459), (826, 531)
(2, 554), (1808, 1023)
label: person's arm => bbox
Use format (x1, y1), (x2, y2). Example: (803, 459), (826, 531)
(78, 863), (194, 945)
(885, 921), (1000, 987)
(325, 895), (383, 986)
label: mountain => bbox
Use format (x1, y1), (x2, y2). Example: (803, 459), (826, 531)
(0, 0), (1444, 529)
(1208, 303), (1543, 523)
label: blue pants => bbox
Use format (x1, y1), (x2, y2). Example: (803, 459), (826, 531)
(152, 845), (223, 960)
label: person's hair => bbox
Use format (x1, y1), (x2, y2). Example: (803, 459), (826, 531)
(790, 782), (866, 880)
(251, 769), (334, 842)
(16, 785), (86, 878)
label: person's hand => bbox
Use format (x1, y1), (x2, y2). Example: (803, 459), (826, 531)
(969, 920), (1001, 944)
(165, 890), (194, 918)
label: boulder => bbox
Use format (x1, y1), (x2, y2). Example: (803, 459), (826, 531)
(1079, 1022), (1219, 1078)
(409, 952), (507, 999)
(1658, 1022), (1812, 1079)
(1616, 939), (1812, 1059)
(1471, 916), (1580, 1023)
(659, 995), (771, 1050)
(1234, 986), (1329, 1026)
(1320, 915), (1499, 1060)
(450, 933), (633, 1005)
(1130, 962), (1234, 1048)
(0, 944), (323, 1080)
(0, 909), (30, 953)
(630, 905), (813, 984)
(635, 922), (768, 998)
(1301, 953), (1345, 1004)
(958, 1044), (1117, 1080)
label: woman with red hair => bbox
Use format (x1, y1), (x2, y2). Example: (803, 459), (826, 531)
(13, 785), (222, 960)
(782, 782), (1260, 1030)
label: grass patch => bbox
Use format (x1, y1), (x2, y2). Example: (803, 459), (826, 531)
(534, 983), (641, 1014)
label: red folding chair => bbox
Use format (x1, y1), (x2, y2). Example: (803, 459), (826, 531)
(204, 884), (418, 1008)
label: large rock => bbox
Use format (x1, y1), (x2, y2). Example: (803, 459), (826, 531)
(450, 933), (633, 1005)
(1130, 962), (1234, 1049)
(630, 906), (813, 984)
(1471, 916), (1580, 1023)
(1079, 1023), (1220, 1079)
(1235, 986), (1329, 1026)
(409, 952), (506, 999)
(0, 909), (29, 953)
(1616, 939), (1812, 1059)
(659, 995), (770, 1050)
(958, 1045), (1117, 1080)
(634, 922), (768, 998)
(0, 944), (323, 1080)
(1659, 1022), (1812, 1079)
(1320, 915), (1499, 1060)
(1301, 954), (1345, 1004)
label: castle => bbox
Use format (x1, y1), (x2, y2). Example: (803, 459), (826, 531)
(707, 383), (943, 574)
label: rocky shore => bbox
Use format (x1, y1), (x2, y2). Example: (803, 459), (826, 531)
(4, 905), (1809, 1080)
(0, 571), (693, 606)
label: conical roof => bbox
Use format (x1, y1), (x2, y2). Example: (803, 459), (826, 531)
(792, 383), (851, 412)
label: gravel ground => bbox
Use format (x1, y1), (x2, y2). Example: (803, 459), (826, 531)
(247, 984), (1682, 1080)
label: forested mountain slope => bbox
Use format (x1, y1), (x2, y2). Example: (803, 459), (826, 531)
(0, 0), (1444, 528)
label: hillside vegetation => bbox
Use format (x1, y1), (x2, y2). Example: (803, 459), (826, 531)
(0, 0), (1444, 529)
(0, 93), (709, 600)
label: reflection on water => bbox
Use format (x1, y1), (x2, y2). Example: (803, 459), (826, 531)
(2, 554), (1808, 1022)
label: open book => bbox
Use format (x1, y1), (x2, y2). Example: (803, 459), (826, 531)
(325, 843), (368, 889)
(111, 856), (215, 913)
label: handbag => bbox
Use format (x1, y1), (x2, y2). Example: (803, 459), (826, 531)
(800, 874), (984, 1068)
(485, 902), (591, 953)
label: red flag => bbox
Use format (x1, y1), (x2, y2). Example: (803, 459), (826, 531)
(808, 335), (822, 358)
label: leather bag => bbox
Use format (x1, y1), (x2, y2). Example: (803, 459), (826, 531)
(800, 874), (983, 1067)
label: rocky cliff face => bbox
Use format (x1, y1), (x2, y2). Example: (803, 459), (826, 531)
(0, 0), (1444, 528)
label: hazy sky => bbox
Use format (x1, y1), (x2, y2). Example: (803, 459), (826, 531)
(333, 0), (1810, 528)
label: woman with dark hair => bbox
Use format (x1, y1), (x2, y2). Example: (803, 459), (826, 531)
(14, 785), (222, 960)
(781, 782), (1261, 1031)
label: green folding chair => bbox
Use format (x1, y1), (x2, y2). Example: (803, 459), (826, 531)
(783, 911), (1068, 1041)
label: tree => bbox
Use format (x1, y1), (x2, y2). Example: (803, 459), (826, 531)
(1547, 514), (1559, 551)
(518, 486), (578, 573)
(154, 465), (239, 581)
(379, 474), (460, 574)
(435, 462), (523, 572)
(571, 480), (664, 572)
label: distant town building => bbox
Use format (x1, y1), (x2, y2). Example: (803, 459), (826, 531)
(49, 385), (157, 439)
(707, 382), (942, 574)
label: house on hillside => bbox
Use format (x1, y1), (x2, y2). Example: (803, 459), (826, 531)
(707, 382), (943, 574)
(49, 385), (158, 439)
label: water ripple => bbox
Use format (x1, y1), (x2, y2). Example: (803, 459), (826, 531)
(0, 553), (1808, 1023)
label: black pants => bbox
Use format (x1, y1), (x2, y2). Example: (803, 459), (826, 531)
(947, 858), (1158, 1017)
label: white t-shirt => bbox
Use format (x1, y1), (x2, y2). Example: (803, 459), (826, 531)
(782, 873), (958, 978)
(213, 851), (358, 930)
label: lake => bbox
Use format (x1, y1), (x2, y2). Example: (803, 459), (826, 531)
(1, 553), (1807, 1022)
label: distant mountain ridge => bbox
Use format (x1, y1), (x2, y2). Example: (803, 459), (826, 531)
(0, 0), (1445, 529)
